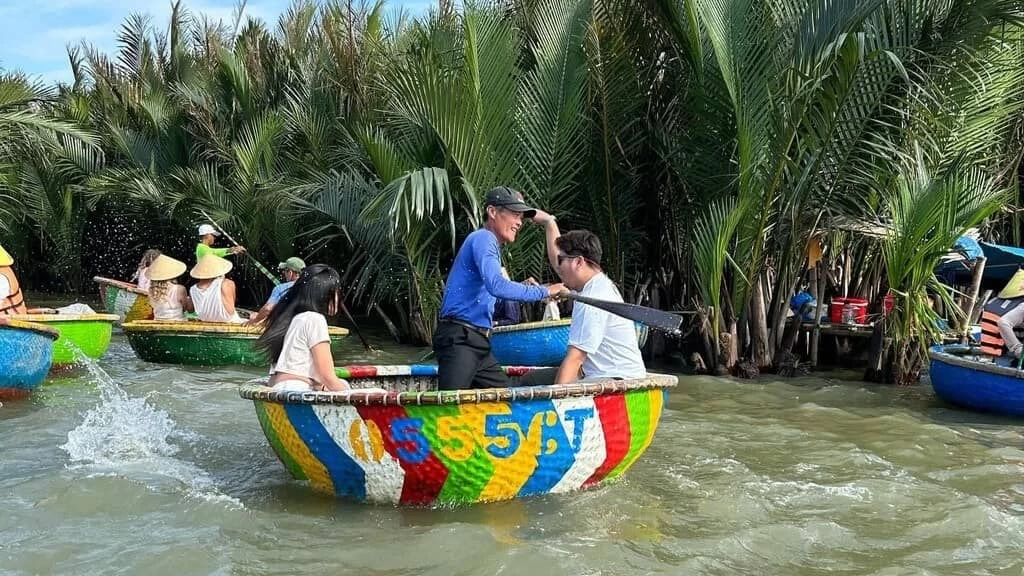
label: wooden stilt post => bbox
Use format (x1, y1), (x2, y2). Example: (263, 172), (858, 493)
(961, 257), (987, 341)
(810, 267), (824, 368)
(971, 289), (992, 326)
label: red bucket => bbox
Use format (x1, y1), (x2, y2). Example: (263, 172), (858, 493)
(830, 297), (868, 324)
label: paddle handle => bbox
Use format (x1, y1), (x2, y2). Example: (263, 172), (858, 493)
(199, 209), (280, 286)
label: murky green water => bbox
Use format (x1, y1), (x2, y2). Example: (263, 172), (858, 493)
(4, 333), (1024, 575)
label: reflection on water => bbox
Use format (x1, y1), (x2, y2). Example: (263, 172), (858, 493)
(3, 334), (1024, 575)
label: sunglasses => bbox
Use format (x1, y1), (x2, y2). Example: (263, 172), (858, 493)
(557, 253), (583, 266)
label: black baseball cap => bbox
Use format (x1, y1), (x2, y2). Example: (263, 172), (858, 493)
(483, 186), (537, 218)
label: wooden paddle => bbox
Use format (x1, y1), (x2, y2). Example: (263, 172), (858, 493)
(199, 209), (280, 286)
(565, 293), (684, 334)
(199, 209), (377, 352)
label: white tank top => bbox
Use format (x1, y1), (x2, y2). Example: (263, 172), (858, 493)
(189, 277), (242, 323)
(152, 285), (186, 321)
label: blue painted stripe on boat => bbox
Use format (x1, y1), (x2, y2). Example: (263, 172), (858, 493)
(516, 399), (576, 497)
(410, 365), (438, 376)
(283, 403), (367, 500)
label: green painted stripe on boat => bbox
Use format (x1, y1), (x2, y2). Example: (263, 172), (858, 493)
(607, 389), (653, 480)
(254, 401), (307, 480)
(404, 404), (494, 504)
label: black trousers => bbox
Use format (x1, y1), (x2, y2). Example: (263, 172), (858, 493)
(433, 321), (509, 391)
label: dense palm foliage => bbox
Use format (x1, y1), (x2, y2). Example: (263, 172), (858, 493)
(2, 0), (1023, 383)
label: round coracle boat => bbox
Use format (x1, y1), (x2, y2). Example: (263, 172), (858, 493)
(6, 313), (118, 369)
(93, 276), (153, 323)
(490, 319), (650, 366)
(123, 320), (350, 366)
(240, 365), (676, 505)
(0, 318), (59, 399)
(929, 344), (1024, 416)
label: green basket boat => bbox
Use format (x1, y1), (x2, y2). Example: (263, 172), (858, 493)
(7, 313), (119, 369)
(122, 320), (350, 366)
(94, 276), (153, 323)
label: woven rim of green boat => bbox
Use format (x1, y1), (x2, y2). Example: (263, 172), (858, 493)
(122, 319), (349, 336)
(491, 318), (572, 334)
(929, 345), (1024, 379)
(0, 317), (60, 339)
(92, 276), (149, 296)
(6, 313), (120, 324)
(238, 373), (677, 406)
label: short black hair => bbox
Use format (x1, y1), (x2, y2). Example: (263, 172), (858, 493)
(555, 230), (602, 267)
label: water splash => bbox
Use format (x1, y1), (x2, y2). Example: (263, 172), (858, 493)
(60, 343), (242, 508)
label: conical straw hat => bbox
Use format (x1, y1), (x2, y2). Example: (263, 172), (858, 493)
(0, 245), (12, 267)
(999, 269), (1024, 299)
(148, 255), (187, 282)
(190, 254), (233, 280)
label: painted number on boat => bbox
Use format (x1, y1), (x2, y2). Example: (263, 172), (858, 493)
(345, 408), (596, 465)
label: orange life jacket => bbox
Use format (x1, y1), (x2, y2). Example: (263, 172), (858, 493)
(0, 264), (26, 315)
(980, 297), (1024, 356)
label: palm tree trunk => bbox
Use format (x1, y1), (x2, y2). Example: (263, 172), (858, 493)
(750, 275), (771, 368)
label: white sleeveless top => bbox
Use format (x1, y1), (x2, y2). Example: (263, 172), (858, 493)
(152, 284), (186, 321)
(189, 277), (242, 323)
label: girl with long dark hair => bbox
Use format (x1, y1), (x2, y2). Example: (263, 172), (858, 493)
(255, 264), (351, 392)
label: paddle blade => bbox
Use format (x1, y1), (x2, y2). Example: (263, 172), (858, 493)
(568, 294), (683, 333)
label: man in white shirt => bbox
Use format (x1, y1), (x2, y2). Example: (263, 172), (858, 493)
(523, 213), (646, 384)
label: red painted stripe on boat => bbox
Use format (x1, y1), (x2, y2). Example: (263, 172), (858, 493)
(356, 405), (449, 505)
(582, 394), (630, 487)
(344, 366), (378, 378)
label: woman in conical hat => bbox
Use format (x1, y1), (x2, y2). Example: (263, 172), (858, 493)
(148, 255), (192, 321)
(188, 254), (243, 324)
(0, 245), (27, 316)
(979, 268), (1024, 361)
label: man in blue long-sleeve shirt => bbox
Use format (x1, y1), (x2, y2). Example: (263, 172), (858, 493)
(435, 186), (566, 390)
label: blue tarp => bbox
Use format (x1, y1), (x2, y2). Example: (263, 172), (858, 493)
(979, 242), (1024, 281)
(934, 238), (1024, 284)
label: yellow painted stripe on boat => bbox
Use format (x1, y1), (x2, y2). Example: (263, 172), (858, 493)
(477, 403), (541, 502)
(640, 389), (664, 452)
(262, 402), (333, 492)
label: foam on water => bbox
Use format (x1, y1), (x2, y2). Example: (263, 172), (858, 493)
(59, 346), (243, 508)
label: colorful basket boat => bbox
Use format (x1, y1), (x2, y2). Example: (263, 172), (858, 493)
(0, 318), (58, 399)
(490, 319), (650, 366)
(240, 365), (676, 505)
(122, 320), (350, 366)
(6, 313), (118, 370)
(94, 276), (153, 323)
(929, 344), (1024, 416)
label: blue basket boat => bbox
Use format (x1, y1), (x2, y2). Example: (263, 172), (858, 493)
(0, 317), (58, 400)
(929, 344), (1024, 416)
(490, 319), (649, 367)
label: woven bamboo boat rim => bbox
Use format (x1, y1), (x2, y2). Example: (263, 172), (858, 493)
(123, 319), (349, 336)
(7, 313), (120, 324)
(93, 276), (148, 296)
(239, 372), (677, 406)
(0, 317), (60, 339)
(491, 319), (572, 334)
(929, 345), (1024, 380)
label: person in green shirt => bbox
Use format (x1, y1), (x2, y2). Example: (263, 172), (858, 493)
(196, 224), (245, 263)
